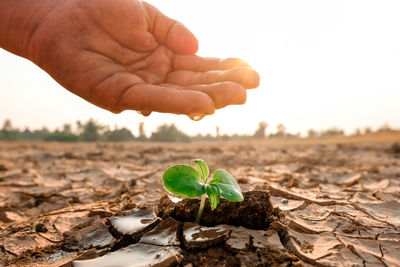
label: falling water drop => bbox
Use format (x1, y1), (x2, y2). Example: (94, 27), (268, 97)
(189, 114), (205, 121)
(137, 110), (152, 117)
(141, 110), (151, 116)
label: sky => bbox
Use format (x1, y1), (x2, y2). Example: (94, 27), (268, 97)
(1, 0), (400, 137)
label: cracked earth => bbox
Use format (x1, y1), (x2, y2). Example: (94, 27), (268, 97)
(0, 136), (399, 266)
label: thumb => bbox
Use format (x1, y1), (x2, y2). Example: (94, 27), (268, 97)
(144, 2), (198, 54)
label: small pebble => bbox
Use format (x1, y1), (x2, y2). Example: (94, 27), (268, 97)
(312, 221), (318, 224)
(281, 199), (289, 205)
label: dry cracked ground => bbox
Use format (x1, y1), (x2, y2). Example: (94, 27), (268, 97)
(0, 136), (399, 266)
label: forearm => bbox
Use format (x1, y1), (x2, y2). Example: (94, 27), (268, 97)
(0, 0), (58, 59)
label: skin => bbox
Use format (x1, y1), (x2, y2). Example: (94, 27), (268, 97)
(0, 0), (259, 119)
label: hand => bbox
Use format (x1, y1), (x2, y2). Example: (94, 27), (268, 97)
(28, 0), (259, 118)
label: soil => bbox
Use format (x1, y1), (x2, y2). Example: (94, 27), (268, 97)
(158, 190), (276, 229)
(1, 132), (400, 266)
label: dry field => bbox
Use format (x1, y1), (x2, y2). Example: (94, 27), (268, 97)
(0, 132), (399, 266)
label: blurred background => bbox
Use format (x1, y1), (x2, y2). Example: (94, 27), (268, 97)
(1, 0), (399, 141)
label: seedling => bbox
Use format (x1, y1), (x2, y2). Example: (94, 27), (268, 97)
(162, 159), (244, 223)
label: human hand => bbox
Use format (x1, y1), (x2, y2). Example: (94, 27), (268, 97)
(27, 0), (259, 119)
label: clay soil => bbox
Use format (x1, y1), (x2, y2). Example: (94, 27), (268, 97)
(1, 131), (400, 266)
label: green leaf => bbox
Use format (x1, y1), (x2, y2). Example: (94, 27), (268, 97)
(209, 169), (244, 202)
(205, 184), (220, 210)
(192, 159), (209, 182)
(162, 165), (204, 198)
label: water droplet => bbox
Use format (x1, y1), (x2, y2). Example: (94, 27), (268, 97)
(189, 114), (205, 121)
(141, 110), (151, 116)
(137, 110), (151, 116)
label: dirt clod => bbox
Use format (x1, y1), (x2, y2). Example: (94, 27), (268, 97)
(35, 223), (48, 233)
(391, 142), (400, 153)
(158, 190), (275, 229)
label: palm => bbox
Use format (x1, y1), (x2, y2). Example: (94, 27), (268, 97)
(30, 0), (259, 117)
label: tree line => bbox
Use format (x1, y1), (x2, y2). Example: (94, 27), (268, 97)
(0, 119), (396, 142)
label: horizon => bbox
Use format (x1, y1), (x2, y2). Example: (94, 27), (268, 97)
(0, 117), (396, 138)
(1, 0), (400, 136)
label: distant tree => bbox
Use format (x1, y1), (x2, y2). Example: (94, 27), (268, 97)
(81, 119), (104, 142)
(62, 123), (72, 134)
(18, 127), (36, 140)
(204, 133), (213, 141)
(307, 129), (317, 137)
(18, 126), (50, 140)
(37, 127), (50, 139)
(21, 127), (31, 138)
(105, 127), (135, 142)
(216, 126), (220, 138)
(378, 123), (392, 132)
(137, 122), (146, 141)
(2, 119), (12, 132)
(0, 119), (17, 140)
(43, 123), (78, 142)
(221, 134), (230, 141)
(364, 127), (372, 134)
(44, 130), (79, 142)
(354, 128), (361, 135)
(253, 121), (268, 138)
(76, 120), (84, 135)
(150, 123), (190, 142)
(191, 133), (203, 142)
(276, 123), (286, 137)
(320, 127), (344, 136)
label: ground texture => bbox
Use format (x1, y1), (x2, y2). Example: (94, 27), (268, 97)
(0, 136), (399, 266)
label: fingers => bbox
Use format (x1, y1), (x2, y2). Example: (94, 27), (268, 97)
(166, 67), (260, 89)
(173, 55), (250, 72)
(144, 2), (198, 54)
(160, 82), (247, 110)
(118, 83), (215, 116)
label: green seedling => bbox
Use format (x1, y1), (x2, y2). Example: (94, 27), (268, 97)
(162, 159), (244, 223)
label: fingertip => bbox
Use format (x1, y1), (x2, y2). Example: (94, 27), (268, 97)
(215, 82), (247, 109)
(251, 70), (261, 89)
(235, 84), (247, 105)
(239, 68), (260, 89)
(182, 90), (215, 115)
(167, 22), (198, 54)
(225, 58), (251, 68)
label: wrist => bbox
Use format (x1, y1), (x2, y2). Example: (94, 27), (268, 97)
(0, 0), (60, 59)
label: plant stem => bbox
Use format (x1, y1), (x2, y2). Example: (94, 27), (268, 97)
(196, 194), (206, 224)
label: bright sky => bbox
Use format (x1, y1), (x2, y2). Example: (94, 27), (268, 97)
(1, 0), (400, 136)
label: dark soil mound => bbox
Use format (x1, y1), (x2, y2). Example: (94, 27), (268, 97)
(158, 190), (276, 229)
(391, 142), (400, 154)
